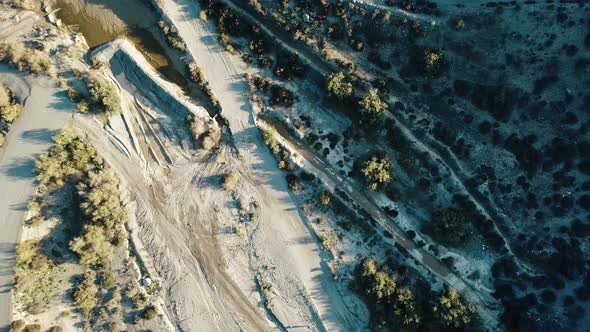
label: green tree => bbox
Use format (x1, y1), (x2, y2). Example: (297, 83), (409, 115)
(394, 287), (421, 326)
(429, 208), (471, 247)
(361, 156), (392, 191)
(86, 72), (121, 115)
(326, 72), (352, 99)
(367, 271), (397, 302)
(14, 240), (56, 313)
(359, 88), (387, 117)
(72, 270), (99, 317)
(433, 288), (476, 329)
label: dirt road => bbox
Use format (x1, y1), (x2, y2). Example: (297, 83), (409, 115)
(160, 0), (365, 330)
(0, 65), (73, 331)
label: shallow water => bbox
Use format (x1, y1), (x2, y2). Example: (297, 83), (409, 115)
(52, 0), (188, 90)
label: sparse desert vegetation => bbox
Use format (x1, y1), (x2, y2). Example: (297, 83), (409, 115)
(3, 0), (590, 331)
(84, 71), (121, 115)
(0, 42), (52, 75)
(0, 83), (23, 146)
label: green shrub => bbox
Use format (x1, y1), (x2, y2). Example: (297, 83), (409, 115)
(35, 129), (103, 188)
(22, 325), (41, 332)
(326, 72), (352, 99)
(14, 240), (57, 314)
(359, 88), (387, 119)
(319, 191), (331, 205)
(0, 0), (34, 9)
(72, 270), (99, 317)
(131, 291), (149, 309)
(1, 104), (23, 123)
(0, 84), (9, 107)
(86, 72), (121, 115)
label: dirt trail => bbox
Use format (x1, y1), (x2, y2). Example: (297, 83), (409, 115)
(259, 118), (501, 327)
(85, 39), (274, 331)
(160, 0), (366, 330)
(0, 65), (74, 332)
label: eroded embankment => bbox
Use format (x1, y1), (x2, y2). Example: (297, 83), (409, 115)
(81, 39), (275, 331)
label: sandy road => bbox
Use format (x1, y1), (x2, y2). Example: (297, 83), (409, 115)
(160, 0), (364, 330)
(0, 65), (73, 332)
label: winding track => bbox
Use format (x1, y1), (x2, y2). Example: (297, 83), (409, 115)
(0, 65), (74, 332)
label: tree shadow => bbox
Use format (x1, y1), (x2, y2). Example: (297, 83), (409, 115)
(2, 157), (36, 179)
(20, 129), (58, 144)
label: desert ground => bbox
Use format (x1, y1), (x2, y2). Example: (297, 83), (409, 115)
(1, 0), (589, 331)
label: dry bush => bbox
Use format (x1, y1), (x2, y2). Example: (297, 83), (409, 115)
(9, 320), (25, 332)
(189, 117), (221, 150)
(0, 42), (52, 75)
(143, 305), (158, 320)
(222, 171), (240, 191)
(0, 0), (34, 9)
(0, 84), (10, 107)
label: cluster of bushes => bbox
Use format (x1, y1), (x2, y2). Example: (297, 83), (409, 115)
(274, 51), (306, 80)
(35, 129), (103, 189)
(269, 84), (294, 107)
(70, 169), (128, 269)
(186, 114), (221, 150)
(354, 258), (477, 331)
(0, 83), (23, 146)
(157, 20), (187, 51)
(261, 128), (294, 171)
(71, 270), (100, 318)
(85, 71), (121, 116)
(187, 62), (219, 108)
(0, 42), (53, 75)
(14, 240), (57, 314)
(33, 129), (128, 322)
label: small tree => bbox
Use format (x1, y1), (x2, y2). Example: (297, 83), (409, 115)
(359, 88), (387, 118)
(433, 288), (476, 329)
(429, 208), (470, 247)
(394, 288), (421, 326)
(326, 72), (352, 99)
(361, 156), (392, 191)
(319, 191), (331, 205)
